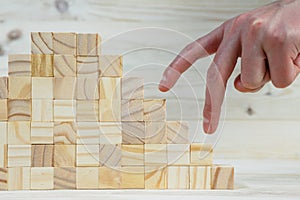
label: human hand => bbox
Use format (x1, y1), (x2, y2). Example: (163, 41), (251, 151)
(159, 0), (300, 134)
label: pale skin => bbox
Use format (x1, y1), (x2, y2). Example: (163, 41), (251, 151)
(159, 0), (300, 134)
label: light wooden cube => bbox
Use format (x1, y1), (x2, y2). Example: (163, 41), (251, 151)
(211, 165), (234, 190)
(31, 167), (54, 190)
(8, 145), (31, 167)
(99, 99), (121, 122)
(144, 99), (166, 121)
(8, 121), (31, 144)
(8, 167), (31, 190)
(54, 77), (77, 99)
(31, 77), (54, 99)
(0, 77), (8, 99)
(77, 122), (100, 145)
(7, 100), (31, 121)
(167, 166), (189, 189)
(190, 143), (213, 166)
(76, 101), (99, 121)
(76, 167), (98, 189)
(32, 99), (53, 122)
(167, 144), (190, 165)
(121, 77), (144, 99)
(31, 32), (53, 54)
(53, 32), (76, 55)
(122, 122), (145, 145)
(8, 54), (31, 76)
(53, 100), (76, 122)
(77, 56), (99, 77)
(145, 122), (166, 144)
(121, 145), (144, 166)
(0, 122), (7, 145)
(166, 121), (189, 144)
(99, 77), (121, 100)
(99, 122), (122, 144)
(99, 167), (121, 189)
(0, 99), (7, 121)
(0, 168), (7, 191)
(99, 144), (121, 167)
(144, 144), (167, 166)
(77, 33), (100, 56)
(76, 77), (99, 100)
(31, 145), (54, 167)
(53, 55), (76, 77)
(54, 122), (77, 144)
(31, 54), (53, 77)
(76, 145), (99, 167)
(31, 122), (53, 144)
(54, 145), (75, 167)
(190, 166), (211, 190)
(8, 77), (31, 99)
(121, 99), (144, 121)
(54, 167), (76, 189)
(145, 166), (167, 189)
(99, 55), (123, 77)
(121, 166), (145, 189)
(0, 145), (7, 168)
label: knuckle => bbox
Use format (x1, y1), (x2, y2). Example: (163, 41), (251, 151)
(247, 15), (265, 34)
(265, 28), (287, 45)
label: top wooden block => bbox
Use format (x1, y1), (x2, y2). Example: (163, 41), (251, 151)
(8, 54), (31, 77)
(77, 33), (101, 56)
(31, 32), (53, 54)
(121, 77), (144, 100)
(53, 33), (77, 55)
(99, 55), (123, 77)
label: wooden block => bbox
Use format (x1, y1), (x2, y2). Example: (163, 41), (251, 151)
(8, 77), (31, 99)
(122, 122), (145, 145)
(31, 145), (53, 167)
(7, 100), (31, 121)
(76, 145), (99, 167)
(0, 145), (7, 168)
(0, 99), (7, 121)
(8, 54), (31, 76)
(145, 122), (166, 144)
(144, 144), (167, 165)
(0, 168), (7, 191)
(144, 99), (166, 121)
(53, 32), (76, 55)
(99, 167), (121, 189)
(53, 100), (76, 122)
(31, 167), (54, 190)
(121, 145), (144, 166)
(99, 99), (121, 122)
(167, 144), (190, 165)
(53, 122), (77, 144)
(121, 99), (144, 121)
(31, 54), (54, 77)
(99, 122), (122, 144)
(31, 122), (53, 144)
(0, 122), (7, 145)
(31, 32), (53, 54)
(32, 99), (53, 122)
(76, 167), (98, 189)
(211, 165), (234, 190)
(145, 166), (167, 189)
(54, 77), (77, 99)
(76, 101), (99, 121)
(0, 77), (8, 99)
(99, 55), (123, 77)
(7, 121), (31, 144)
(166, 121), (189, 144)
(190, 166), (211, 190)
(76, 77), (99, 100)
(8, 145), (31, 167)
(190, 143), (213, 166)
(54, 145), (76, 167)
(120, 166), (144, 189)
(99, 144), (121, 167)
(77, 33), (100, 55)
(54, 167), (76, 189)
(77, 56), (99, 77)
(31, 77), (54, 99)
(99, 77), (121, 100)
(77, 122), (100, 145)
(121, 77), (144, 99)
(167, 166), (189, 189)
(8, 167), (30, 190)
(53, 55), (76, 77)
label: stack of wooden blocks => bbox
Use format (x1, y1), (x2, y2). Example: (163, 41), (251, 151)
(0, 32), (234, 191)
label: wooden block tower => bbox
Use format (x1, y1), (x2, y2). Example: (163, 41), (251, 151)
(0, 32), (234, 190)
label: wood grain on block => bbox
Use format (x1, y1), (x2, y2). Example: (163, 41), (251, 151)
(31, 32), (53, 54)
(54, 77), (76, 99)
(8, 100), (31, 121)
(76, 145), (99, 167)
(145, 144), (167, 166)
(31, 54), (53, 77)
(121, 77), (144, 100)
(121, 99), (143, 121)
(0, 122), (7, 145)
(144, 99), (166, 121)
(99, 167), (121, 189)
(190, 166), (211, 190)
(76, 167), (98, 189)
(121, 145), (144, 166)
(122, 122), (145, 145)
(31, 145), (53, 167)
(53, 100), (76, 122)
(54, 167), (76, 189)
(8, 54), (31, 76)
(76, 101), (99, 122)
(190, 143), (213, 166)
(99, 55), (123, 77)
(77, 33), (100, 55)
(145, 122), (166, 144)
(166, 121), (189, 144)
(99, 144), (121, 167)
(99, 77), (121, 100)
(31, 167), (54, 190)
(53, 55), (76, 77)
(145, 165), (167, 189)
(53, 32), (76, 55)
(211, 165), (234, 190)
(121, 166), (145, 189)
(77, 122), (100, 145)
(76, 77), (99, 100)
(167, 166), (189, 189)
(8, 77), (31, 100)
(0, 99), (7, 121)
(31, 122), (53, 144)
(99, 99), (121, 122)
(8, 145), (31, 167)
(8, 167), (30, 190)
(167, 144), (190, 165)
(54, 122), (77, 144)
(54, 145), (75, 167)
(32, 99), (53, 122)
(99, 122), (122, 144)
(0, 145), (7, 168)
(0, 168), (7, 191)
(0, 77), (8, 99)
(77, 56), (99, 77)
(7, 121), (30, 145)
(31, 77), (54, 99)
